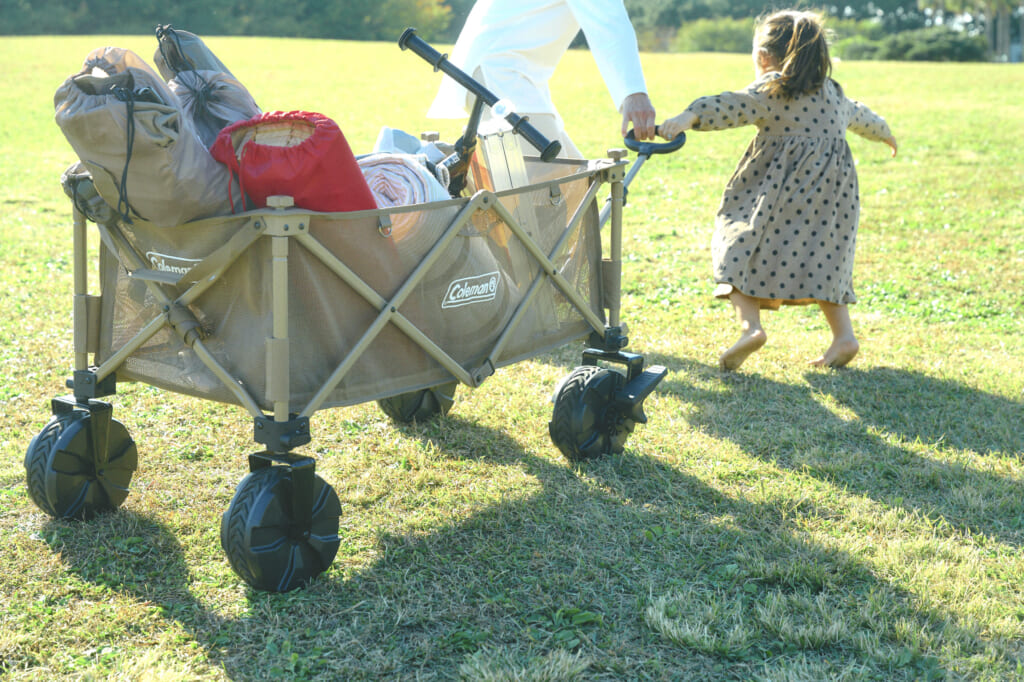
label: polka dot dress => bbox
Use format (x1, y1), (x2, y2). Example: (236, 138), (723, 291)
(685, 75), (893, 308)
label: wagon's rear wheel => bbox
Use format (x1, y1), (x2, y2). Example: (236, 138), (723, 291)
(24, 408), (137, 520)
(549, 366), (635, 463)
(377, 381), (457, 424)
(221, 466), (342, 592)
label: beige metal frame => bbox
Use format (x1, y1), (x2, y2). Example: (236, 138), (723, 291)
(70, 157), (626, 428)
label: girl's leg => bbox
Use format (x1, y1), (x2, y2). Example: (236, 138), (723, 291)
(811, 301), (859, 367)
(720, 291), (767, 371)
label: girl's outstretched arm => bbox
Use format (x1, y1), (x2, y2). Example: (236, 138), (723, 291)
(661, 84), (766, 139)
(885, 135), (898, 157)
(659, 110), (698, 140)
(849, 100), (896, 157)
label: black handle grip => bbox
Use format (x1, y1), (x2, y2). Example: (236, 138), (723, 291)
(398, 27), (448, 70)
(502, 111), (562, 161)
(399, 28), (561, 161)
(624, 127), (686, 156)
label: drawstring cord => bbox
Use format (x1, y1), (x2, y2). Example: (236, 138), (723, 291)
(112, 85), (136, 224)
(156, 24), (212, 109)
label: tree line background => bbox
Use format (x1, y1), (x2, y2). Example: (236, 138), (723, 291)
(1, 0), (1020, 61)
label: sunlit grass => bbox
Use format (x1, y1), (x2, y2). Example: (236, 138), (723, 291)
(1, 35), (1022, 680)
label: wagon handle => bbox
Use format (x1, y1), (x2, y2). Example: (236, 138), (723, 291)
(616, 127), (686, 194)
(399, 28), (562, 162)
(598, 128), (686, 231)
(624, 127), (686, 157)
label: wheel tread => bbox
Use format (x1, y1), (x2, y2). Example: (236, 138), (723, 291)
(220, 467), (342, 592)
(378, 381), (457, 423)
(24, 414), (77, 517)
(221, 467), (276, 589)
(549, 366), (603, 462)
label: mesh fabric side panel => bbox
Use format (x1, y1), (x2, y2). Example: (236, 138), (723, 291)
(93, 159), (606, 413)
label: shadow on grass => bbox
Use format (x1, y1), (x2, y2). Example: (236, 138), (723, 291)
(41, 512), (197, 607)
(320, 415), (979, 679)
(38, 507), (356, 678)
(803, 366), (1023, 458)
(36, 390), (1013, 679)
(658, 356), (1024, 547)
(38, 510), (237, 672)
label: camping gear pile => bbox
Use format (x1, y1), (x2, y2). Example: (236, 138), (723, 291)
(53, 26), (385, 224)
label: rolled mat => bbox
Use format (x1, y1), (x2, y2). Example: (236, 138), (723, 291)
(358, 152), (450, 247)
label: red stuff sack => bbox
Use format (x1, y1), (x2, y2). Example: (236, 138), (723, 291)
(210, 110), (377, 212)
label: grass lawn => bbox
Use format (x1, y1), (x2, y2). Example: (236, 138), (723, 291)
(1, 34), (1022, 680)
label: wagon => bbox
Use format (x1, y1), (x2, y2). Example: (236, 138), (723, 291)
(25, 30), (682, 591)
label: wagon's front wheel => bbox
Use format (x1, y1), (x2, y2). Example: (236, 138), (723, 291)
(549, 366), (635, 463)
(377, 381), (457, 424)
(24, 406), (137, 520)
(221, 466), (342, 592)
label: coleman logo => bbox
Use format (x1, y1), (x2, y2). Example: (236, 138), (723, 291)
(442, 271), (499, 309)
(146, 251), (201, 276)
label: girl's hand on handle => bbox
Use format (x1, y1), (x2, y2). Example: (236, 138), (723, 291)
(659, 111), (697, 141)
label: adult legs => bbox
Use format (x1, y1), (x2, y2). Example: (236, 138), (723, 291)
(720, 291), (767, 371)
(480, 110), (583, 159)
(519, 113), (583, 160)
(811, 301), (859, 368)
(470, 69), (584, 160)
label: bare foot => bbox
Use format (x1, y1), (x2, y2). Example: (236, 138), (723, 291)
(719, 329), (767, 371)
(810, 337), (859, 368)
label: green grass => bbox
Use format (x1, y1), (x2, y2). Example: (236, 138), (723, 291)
(2, 35), (1023, 680)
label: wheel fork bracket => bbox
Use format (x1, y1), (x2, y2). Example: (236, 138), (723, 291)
(66, 368), (116, 400)
(581, 349), (668, 424)
(51, 395), (114, 466)
(582, 348), (643, 378)
(248, 451), (316, 538)
(254, 415), (311, 452)
(615, 364), (667, 424)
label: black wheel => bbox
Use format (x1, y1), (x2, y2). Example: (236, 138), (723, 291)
(549, 366), (636, 463)
(24, 409), (138, 520)
(221, 466), (342, 592)
(377, 381), (457, 424)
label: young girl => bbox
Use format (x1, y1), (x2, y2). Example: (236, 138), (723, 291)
(659, 9), (897, 370)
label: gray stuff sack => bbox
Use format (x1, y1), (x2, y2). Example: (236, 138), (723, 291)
(154, 25), (262, 148)
(154, 24), (235, 78)
(54, 46), (233, 227)
(167, 70), (261, 149)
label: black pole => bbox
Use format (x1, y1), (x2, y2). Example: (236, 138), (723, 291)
(441, 96), (486, 196)
(399, 28), (561, 162)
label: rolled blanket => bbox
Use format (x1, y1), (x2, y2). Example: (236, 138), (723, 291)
(359, 153), (449, 205)
(358, 152), (450, 246)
